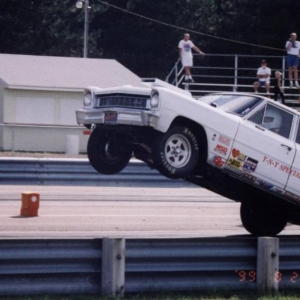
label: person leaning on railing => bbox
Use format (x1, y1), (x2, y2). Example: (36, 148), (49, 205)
(178, 33), (205, 83)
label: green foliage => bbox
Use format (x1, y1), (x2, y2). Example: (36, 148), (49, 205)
(0, 0), (103, 57)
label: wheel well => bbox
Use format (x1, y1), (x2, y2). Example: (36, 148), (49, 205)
(239, 183), (300, 224)
(170, 116), (208, 161)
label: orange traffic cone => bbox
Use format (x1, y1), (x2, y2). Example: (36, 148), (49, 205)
(20, 192), (40, 217)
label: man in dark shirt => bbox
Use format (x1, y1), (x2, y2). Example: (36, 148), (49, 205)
(271, 71), (285, 104)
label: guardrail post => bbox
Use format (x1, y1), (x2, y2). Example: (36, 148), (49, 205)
(256, 237), (279, 293)
(101, 238), (125, 298)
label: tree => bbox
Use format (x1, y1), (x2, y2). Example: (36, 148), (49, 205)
(1, 0), (300, 79)
(0, 0), (103, 57)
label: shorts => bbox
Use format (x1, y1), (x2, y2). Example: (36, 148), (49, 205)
(259, 80), (269, 87)
(181, 56), (193, 67)
(287, 54), (299, 67)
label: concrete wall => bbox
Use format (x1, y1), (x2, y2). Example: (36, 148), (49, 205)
(0, 88), (89, 153)
(2, 125), (89, 153)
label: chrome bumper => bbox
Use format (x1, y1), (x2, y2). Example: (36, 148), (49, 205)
(76, 108), (159, 127)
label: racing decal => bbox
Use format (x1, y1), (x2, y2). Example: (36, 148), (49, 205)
(226, 149), (258, 173)
(218, 135), (231, 146)
(262, 155), (300, 180)
(224, 148), (261, 178)
(289, 169), (300, 179)
(232, 148), (240, 158)
(224, 165), (243, 176)
(262, 156), (280, 168)
(223, 151), (300, 206)
(242, 157), (258, 173)
(211, 155), (226, 168)
(211, 134), (217, 141)
(231, 148), (247, 162)
(255, 179), (274, 189)
(270, 186), (285, 195)
(222, 150), (300, 206)
(224, 157), (244, 175)
(214, 144), (228, 156)
(241, 173), (257, 183)
(227, 158), (242, 169)
(224, 149), (246, 175)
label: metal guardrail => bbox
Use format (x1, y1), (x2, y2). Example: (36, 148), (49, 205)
(125, 237), (257, 292)
(0, 158), (192, 187)
(0, 237), (300, 296)
(0, 239), (102, 295)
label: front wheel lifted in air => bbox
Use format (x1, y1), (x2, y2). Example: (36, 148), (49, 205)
(87, 129), (132, 175)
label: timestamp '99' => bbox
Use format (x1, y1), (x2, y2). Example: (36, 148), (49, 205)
(235, 270), (299, 283)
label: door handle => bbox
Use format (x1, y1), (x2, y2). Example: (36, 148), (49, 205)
(281, 144), (292, 151)
(255, 125), (265, 131)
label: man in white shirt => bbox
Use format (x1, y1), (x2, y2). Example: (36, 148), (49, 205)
(178, 33), (205, 83)
(253, 60), (271, 94)
(286, 32), (300, 88)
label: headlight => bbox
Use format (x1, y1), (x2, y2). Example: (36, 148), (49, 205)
(84, 92), (92, 106)
(150, 91), (159, 108)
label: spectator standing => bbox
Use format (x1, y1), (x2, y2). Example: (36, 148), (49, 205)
(178, 33), (205, 83)
(253, 60), (271, 94)
(285, 32), (300, 88)
(271, 71), (285, 104)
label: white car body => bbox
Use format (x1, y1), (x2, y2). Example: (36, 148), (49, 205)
(76, 79), (300, 235)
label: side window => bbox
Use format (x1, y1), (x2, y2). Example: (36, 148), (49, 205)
(248, 104), (294, 139)
(248, 106), (265, 125)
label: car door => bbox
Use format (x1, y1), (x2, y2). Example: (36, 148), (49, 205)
(285, 118), (300, 198)
(225, 103), (296, 189)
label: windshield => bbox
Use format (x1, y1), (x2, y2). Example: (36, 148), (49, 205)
(200, 94), (263, 117)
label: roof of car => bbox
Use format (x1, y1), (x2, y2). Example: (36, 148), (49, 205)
(201, 92), (300, 116)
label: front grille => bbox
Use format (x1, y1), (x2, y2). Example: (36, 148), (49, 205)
(95, 93), (149, 109)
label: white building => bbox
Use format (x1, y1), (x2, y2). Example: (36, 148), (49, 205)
(0, 54), (143, 153)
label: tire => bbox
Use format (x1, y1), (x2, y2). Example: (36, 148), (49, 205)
(87, 129), (132, 175)
(152, 126), (199, 179)
(240, 200), (287, 236)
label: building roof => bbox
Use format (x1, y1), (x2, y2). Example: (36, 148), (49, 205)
(0, 54), (143, 91)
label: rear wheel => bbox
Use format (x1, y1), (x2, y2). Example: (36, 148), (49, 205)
(240, 200), (287, 236)
(152, 126), (199, 179)
(87, 129), (132, 175)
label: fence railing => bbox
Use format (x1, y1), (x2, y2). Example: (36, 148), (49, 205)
(1, 236), (300, 297)
(0, 158), (192, 187)
(166, 54), (300, 107)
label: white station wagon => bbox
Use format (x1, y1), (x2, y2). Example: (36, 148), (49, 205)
(76, 79), (300, 236)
